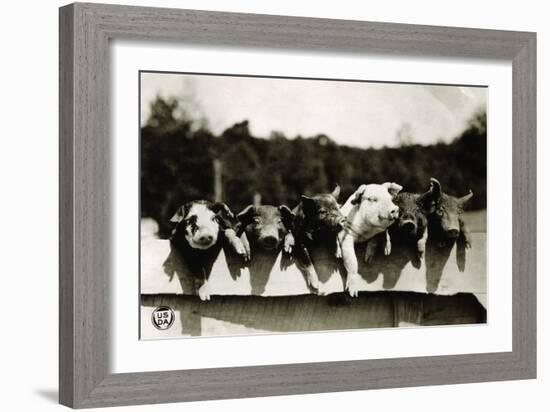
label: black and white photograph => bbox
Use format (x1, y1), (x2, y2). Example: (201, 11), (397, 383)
(139, 71), (487, 339)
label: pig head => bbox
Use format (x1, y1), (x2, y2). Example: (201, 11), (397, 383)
(340, 182), (401, 242)
(170, 201), (238, 250)
(294, 185), (347, 240)
(423, 178), (473, 241)
(237, 205), (294, 253)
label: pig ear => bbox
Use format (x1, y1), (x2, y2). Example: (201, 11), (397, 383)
(211, 202), (234, 219)
(382, 182), (403, 197)
(301, 195), (315, 209)
(237, 205), (255, 224)
(330, 185), (341, 200)
(458, 190), (473, 206)
(169, 205), (186, 224)
(279, 205), (295, 229)
(350, 185), (367, 205)
(429, 178), (442, 200)
(418, 190), (436, 214)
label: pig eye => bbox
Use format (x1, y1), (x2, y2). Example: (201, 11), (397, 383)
(367, 196), (378, 202)
(253, 217), (261, 224)
(318, 208), (326, 215)
(436, 208), (444, 216)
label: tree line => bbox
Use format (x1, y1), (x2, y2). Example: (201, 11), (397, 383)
(141, 96), (486, 238)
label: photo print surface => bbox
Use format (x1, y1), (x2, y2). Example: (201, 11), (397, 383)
(139, 71), (487, 339)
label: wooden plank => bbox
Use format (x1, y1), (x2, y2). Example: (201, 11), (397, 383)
(140, 293), (486, 338)
(141, 233), (487, 297)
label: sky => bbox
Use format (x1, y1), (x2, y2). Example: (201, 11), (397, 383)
(140, 72), (486, 149)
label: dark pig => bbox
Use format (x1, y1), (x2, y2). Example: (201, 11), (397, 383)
(236, 205), (295, 256)
(366, 190), (430, 265)
(423, 178), (474, 292)
(289, 185), (347, 293)
(363, 189), (431, 289)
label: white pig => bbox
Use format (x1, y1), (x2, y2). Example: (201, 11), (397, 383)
(337, 183), (402, 297)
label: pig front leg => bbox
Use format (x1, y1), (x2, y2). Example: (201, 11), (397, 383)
(193, 269), (211, 301)
(283, 232), (295, 255)
(335, 236), (343, 259)
(224, 229), (249, 262)
(339, 233), (361, 298)
(197, 279), (212, 301)
(416, 229), (427, 256)
(459, 218), (472, 248)
(295, 244), (322, 293)
(456, 218), (471, 273)
(239, 232), (251, 261)
(412, 229), (427, 269)
(384, 230), (392, 255)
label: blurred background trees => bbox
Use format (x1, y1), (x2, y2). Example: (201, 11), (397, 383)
(141, 96), (486, 238)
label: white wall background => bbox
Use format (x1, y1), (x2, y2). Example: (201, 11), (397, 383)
(0, 0), (545, 411)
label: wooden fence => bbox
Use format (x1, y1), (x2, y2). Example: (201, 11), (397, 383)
(140, 234), (486, 338)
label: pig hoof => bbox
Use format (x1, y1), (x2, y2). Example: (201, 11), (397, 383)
(384, 243), (391, 256)
(307, 275), (320, 291)
(242, 247), (251, 262)
(335, 242), (343, 259)
(346, 275), (361, 298)
(465, 241), (472, 249)
(198, 283), (211, 301)
(284, 244), (293, 254)
(363, 253), (374, 264)
(316, 284), (329, 296)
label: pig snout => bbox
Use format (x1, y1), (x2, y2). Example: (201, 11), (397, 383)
(445, 228), (460, 239)
(257, 227), (280, 250)
(381, 204), (399, 221)
(399, 218), (417, 234)
(441, 218), (460, 238)
(337, 216), (347, 228)
(329, 213), (347, 230)
(194, 232), (215, 247)
(260, 235), (279, 250)
(197, 234), (214, 243)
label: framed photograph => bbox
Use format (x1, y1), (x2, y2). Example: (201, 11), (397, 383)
(59, 2), (536, 408)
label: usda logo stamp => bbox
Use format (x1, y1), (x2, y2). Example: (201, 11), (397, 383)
(151, 306), (175, 330)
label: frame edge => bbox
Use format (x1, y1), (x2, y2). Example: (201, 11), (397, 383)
(59, 3), (76, 408)
(59, 2), (537, 408)
(512, 32), (537, 379)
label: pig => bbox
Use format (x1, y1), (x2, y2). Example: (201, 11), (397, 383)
(170, 200), (247, 301)
(236, 205), (295, 256)
(362, 190), (431, 289)
(288, 185), (347, 293)
(337, 182), (402, 297)
(423, 178), (473, 293)
(364, 190), (431, 268)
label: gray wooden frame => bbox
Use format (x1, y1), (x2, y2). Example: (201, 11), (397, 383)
(59, 2), (536, 408)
